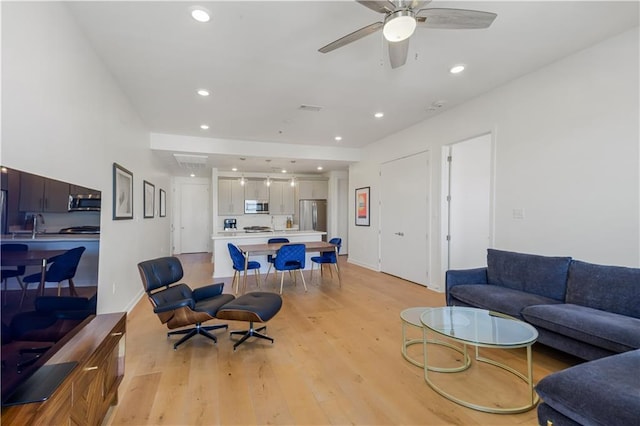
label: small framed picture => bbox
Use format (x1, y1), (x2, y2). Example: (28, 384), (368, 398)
(355, 186), (370, 226)
(143, 180), (155, 218)
(159, 189), (166, 217)
(113, 163), (133, 220)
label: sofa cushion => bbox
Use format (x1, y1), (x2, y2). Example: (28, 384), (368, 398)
(535, 349), (640, 426)
(522, 304), (640, 354)
(566, 260), (640, 318)
(487, 249), (571, 301)
(449, 285), (560, 319)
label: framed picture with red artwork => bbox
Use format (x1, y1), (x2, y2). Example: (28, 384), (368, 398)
(355, 186), (370, 226)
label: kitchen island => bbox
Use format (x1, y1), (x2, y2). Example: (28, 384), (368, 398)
(211, 230), (326, 278)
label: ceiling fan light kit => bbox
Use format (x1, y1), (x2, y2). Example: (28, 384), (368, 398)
(383, 10), (416, 42)
(318, 1), (497, 69)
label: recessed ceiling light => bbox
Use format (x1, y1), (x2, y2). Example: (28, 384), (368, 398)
(191, 8), (210, 23)
(450, 65), (465, 74)
(317, 166), (323, 171)
(231, 167), (238, 172)
(374, 112), (384, 118)
(190, 173), (196, 177)
(334, 136), (342, 141)
(281, 169), (287, 173)
(197, 89), (210, 96)
(200, 124), (209, 130)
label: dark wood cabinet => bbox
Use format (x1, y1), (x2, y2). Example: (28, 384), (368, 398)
(18, 172), (69, 212)
(1, 313), (126, 426)
(69, 184), (100, 197)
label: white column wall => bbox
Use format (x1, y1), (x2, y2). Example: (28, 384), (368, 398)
(348, 27), (640, 290)
(2, 2), (172, 313)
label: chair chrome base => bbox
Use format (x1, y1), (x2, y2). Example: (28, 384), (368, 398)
(168, 323), (228, 350)
(229, 321), (273, 350)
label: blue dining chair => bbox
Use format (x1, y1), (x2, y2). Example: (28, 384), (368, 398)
(23, 246), (85, 298)
(274, 244), (307, 294)
(228, 243), (261, 294)
(310, 238), (342, 285)
(264, 238), (289, 284)
(1, 244), (29, 307)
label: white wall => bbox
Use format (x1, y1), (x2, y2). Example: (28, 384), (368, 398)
(2, 2), (172, 313)
(348, 27), (640, 290)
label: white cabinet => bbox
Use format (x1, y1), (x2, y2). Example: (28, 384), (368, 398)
(269, 181), (295, 215)
(244, 180), (269, 200)
(297, 180), (328, 200)
(218, 179), (245, 215)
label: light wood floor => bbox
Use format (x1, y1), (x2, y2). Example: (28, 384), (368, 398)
(105, 254), (579, 426)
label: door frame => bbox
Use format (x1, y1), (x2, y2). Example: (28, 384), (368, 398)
(440, 132), (496, 281)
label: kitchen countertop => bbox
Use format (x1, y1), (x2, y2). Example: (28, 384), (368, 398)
(1, 234), (100, 243)
(211, 230), (325, 240)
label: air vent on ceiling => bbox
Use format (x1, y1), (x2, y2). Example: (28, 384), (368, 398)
(298, 104), (323, 112)
(173, 154), (208, 169)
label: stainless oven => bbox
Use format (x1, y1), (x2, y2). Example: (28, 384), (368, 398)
(244, 200), (269, 214)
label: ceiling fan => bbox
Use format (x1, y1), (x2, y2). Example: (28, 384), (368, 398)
(318, 1), (497, 69)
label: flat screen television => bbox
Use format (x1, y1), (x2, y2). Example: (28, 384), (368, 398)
(0, 166), (100, 405)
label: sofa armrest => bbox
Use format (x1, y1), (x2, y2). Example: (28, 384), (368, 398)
(193, 283), (225, 301)
(445, 267), (488, 306)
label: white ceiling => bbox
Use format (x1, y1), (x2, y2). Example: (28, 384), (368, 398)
(66, 1), (639, 177)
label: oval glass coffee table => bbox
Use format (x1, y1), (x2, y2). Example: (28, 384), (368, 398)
(420, 306), (539, 414)
(400, 307), (471, 370)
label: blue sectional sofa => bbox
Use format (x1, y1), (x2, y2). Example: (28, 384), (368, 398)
(446, 249), (640, 361)
(445, 249), (640, 425)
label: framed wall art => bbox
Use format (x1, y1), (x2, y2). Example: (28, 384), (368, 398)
(113, 163), (133, 220)
(159, 189), (166, 217)
(355, 186), (370, 226)
(143, 180), (155, 218)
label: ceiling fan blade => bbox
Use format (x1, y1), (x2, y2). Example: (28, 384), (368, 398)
(318, 21), (384, 53)
(388, 38), (409, 69)
(356, 1), (397, 14)
(416, 8), (497, 29)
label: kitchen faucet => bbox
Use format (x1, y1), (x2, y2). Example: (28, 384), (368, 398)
(31, 213), (45, 239)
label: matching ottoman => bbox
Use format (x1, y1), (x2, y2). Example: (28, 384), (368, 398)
(535, 349), (640, 426)
(216, 292), (283, 350)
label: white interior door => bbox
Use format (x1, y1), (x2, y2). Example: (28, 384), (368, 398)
(447, 133), (492, 269)
(180, 182), (210, 253)
(380, 151), (430, 286)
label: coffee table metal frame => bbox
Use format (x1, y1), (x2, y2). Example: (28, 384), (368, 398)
(419, 307), (539, 414)
(400, 307), (471, 370)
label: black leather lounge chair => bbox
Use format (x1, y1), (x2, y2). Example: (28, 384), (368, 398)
(137, 256), (235, 350)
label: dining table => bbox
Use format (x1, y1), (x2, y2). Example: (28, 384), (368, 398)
(236, 241), (341, 294)
(1, 248), (68, 297)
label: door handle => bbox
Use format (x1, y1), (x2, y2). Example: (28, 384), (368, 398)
(394, 232), (404, 236)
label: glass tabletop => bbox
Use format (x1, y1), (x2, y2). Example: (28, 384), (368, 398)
(420, 307), (538, 347)
(400, 307), (432, 327)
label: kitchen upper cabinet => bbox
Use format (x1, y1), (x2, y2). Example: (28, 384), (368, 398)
(218, 178), (244, 215)
(69, 184), (100, 196)
(19, 172), (69, 212)
(269, 181), (295, 215)
(244, 180), (269, 200)
(297, 180), (328, 200)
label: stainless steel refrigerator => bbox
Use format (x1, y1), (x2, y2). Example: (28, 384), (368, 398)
(299, 199), (327, 240)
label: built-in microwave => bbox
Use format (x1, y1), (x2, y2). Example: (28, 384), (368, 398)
(245, 200), (269, 214)
(68, 194), (101, 212)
